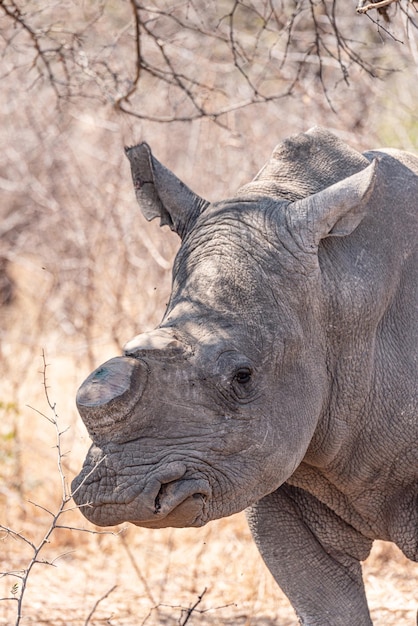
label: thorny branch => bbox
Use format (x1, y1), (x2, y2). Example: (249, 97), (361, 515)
(0, 0), (417, 120)
(0, 352), (120, 625)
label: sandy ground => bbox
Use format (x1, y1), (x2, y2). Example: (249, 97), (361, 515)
(1, 513), (417, 625)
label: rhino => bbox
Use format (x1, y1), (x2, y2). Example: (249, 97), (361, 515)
(72, 127), (418, 625)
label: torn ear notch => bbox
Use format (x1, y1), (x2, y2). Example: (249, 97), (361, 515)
(124, 142), (209, 239)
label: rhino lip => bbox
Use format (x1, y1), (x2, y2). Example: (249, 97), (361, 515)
(72, 460), (212, 527)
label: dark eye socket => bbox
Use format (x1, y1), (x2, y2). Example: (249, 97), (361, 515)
(234, 367), (252, 385)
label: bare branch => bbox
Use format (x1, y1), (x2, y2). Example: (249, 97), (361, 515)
(119, 532), (157, 604)
(0, 0), (415, 120)
(26, 499), (56, 517)
(83, 584), (117, 626)
(114, 0), (142, 110)
(0, 526), (37, 551)
(179, 587), (207, 626)
(357, 0), (400, 15)
(0, 0), (61, 98)
(0, 354), (108, 624)
(54, 525), (124, 535)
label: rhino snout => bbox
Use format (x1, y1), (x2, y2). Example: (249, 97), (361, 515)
(76, 356), (148, 438)
(72, 459), (211, 528)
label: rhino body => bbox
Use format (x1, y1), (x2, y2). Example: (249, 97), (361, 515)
(72, 128), (418, 625)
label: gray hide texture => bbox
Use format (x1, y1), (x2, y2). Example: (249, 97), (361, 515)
(72, 127), (418, 626)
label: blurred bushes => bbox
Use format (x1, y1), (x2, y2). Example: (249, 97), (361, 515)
(0, 0), (417, 382)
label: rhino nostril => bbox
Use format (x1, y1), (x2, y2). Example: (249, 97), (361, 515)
(154, 485), (164, 514)
(153, 477), (209, 517)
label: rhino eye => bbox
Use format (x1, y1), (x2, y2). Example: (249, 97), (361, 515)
(234, 367), (252, 385)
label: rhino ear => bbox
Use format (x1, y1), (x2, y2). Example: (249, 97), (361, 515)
(287, 159), (379, 249)
(124, 143), (209, 239)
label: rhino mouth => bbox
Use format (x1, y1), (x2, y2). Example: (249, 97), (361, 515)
(72, 467), (212, 529)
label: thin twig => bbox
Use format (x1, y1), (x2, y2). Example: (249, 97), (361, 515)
(118, 532), (156, 604)
(114, 0), (142, 110)
(0, 1), (60, 98)
(1, 0), (415, 121)
(0, 353), (120, 625)
(179, 587), (207, 625)
(0, 526), (37, 551)
(357, 0), (399, 14)
(84, 584), (117, 626)
(54, 524), (123, 535)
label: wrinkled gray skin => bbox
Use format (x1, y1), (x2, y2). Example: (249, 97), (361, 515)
(72, 128), (418, 625)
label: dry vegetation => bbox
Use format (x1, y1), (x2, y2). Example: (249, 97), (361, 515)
(1, 1), (418, 624)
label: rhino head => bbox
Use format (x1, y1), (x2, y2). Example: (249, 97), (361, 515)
(72, 128), (378, 528)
